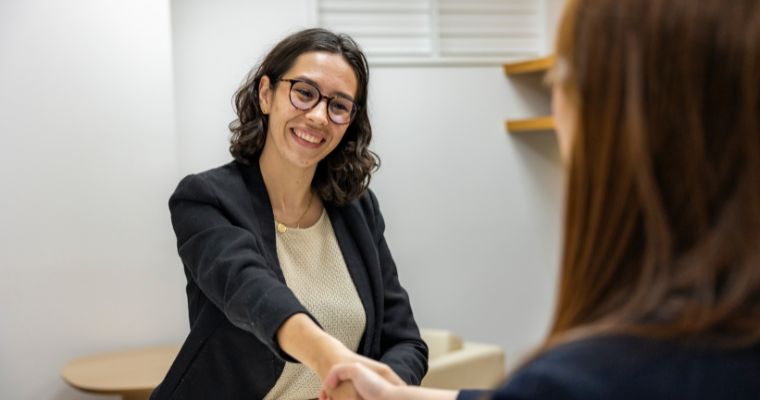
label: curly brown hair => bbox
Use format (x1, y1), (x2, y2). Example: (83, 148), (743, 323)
(229, 28), (379, 207)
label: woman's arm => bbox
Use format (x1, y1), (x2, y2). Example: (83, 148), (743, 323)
(321, 363), (458, 400)
(277, 313), (405, 385)
(278, 313), (409, 400)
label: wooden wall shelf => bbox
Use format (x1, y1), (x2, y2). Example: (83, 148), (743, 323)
(506, 116), (555, 132)
(504, 55), (555, 133)
(503, 55), (554, 75)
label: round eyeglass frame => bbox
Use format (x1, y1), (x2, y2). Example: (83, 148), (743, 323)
(276, 78), (359, 125)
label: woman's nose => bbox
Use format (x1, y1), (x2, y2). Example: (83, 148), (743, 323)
(306, 98), (330, 126)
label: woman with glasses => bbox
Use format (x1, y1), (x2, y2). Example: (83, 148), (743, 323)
(150, 29), (427, 400)
(319, 0), (760, 399)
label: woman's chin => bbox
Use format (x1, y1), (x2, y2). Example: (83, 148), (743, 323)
(283, 150), (322, 170)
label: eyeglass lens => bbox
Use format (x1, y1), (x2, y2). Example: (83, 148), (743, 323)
(289, 81), (356, 125)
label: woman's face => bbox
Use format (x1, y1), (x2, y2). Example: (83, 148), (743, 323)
(552, 84), (576, 166)
(259, 51), (358, 169)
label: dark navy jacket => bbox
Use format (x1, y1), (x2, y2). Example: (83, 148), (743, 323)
(151, 159), (428, 400)
(459, 336), (760, 400)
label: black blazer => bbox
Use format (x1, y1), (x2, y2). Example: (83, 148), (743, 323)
(458, 336), (760, 400)
(151, 159), (428, 400)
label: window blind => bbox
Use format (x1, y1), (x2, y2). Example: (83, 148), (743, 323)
(316, 0), (543, 65)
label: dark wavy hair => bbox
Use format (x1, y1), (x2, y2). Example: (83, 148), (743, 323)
(229, 28), (379, 206)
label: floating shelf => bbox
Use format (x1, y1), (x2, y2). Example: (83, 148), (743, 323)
(503, 55), (555, 75)
(506, 116), (555, 132)
(504, 55), (556, 133)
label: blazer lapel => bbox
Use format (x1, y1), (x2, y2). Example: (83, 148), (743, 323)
(236, 158), (286, 283)
(326, 203), (376, 356)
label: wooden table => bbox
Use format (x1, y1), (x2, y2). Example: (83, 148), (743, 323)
(62, 345), (181, 400)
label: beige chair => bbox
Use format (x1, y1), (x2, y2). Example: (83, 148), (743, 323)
(61, 329), (504, 399)
(419, 328), (505, 390)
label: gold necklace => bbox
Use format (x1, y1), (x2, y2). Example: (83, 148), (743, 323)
(273, 190), (314, 233)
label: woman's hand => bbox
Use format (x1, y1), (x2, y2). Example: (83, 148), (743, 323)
(321, 363), (460, 400)
(314, 338), (405, 400)
(318, 347), (407, 387)
(320, 363), (397, 400)
(327, 380), (363, 400)
(276, 313), (406, 400)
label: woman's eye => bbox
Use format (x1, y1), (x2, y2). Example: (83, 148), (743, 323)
(296, 89), (314, 99)
(332, 102), (349, 112)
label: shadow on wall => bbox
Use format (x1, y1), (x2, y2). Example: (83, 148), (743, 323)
(512, 130), (563, 209)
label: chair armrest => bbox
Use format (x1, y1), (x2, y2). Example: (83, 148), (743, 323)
(420, 342), (505, 390)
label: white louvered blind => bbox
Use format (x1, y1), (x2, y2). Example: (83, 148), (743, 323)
(316, 0), (543, 65)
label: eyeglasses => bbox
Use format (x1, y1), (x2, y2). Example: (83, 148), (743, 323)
(276, 79), (359, 125)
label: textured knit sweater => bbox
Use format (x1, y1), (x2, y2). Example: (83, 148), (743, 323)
(263, 209), (367, 400)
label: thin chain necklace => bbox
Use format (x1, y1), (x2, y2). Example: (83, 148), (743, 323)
(273, 190), (314, 233)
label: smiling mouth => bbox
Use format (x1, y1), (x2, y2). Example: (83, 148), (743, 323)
(291, 128), (325, 145)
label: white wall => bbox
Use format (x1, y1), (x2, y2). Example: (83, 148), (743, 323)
(546, 0), (568, 51)
(369, 67), (562, 365)
(171, 0), (565, 369)
(0, 1), (186, 399)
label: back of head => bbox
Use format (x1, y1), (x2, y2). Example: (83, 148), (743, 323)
(551, 0), (760, 346)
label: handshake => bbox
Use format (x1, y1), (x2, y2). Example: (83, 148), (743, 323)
(279, 314), (418, 400)
(316, 355), (406, 400)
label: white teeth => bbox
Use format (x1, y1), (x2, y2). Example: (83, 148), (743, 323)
(293, 129), (321, 144)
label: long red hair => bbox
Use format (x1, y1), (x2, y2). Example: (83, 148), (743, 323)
(549, 0), (760, 347)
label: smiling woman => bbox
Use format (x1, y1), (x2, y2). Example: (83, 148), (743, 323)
(229, 30), (377, 207)
(150, 29), (428, 400)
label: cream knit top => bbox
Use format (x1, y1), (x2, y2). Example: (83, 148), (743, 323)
(263, 209), (367, 400)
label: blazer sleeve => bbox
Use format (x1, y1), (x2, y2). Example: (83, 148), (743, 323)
(368, 191), (430, 385)
(169, 173), (317, 362)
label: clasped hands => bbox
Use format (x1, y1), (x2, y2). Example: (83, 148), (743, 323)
(314, 349), (405, 400)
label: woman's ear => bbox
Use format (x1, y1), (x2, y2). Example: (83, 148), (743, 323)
(259, 76), (272, 114)
(552, 84), (576, 167)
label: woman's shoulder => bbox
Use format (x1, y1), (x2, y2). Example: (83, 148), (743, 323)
(326, 188), (385, 241)
(170, 161), (253, 208)
(350, 188), (379, 213)
(180, 161), (244, 188)
(338, 188), (381, 222)
(493, 336), (760, 400)
(176, 160), (254, 192)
